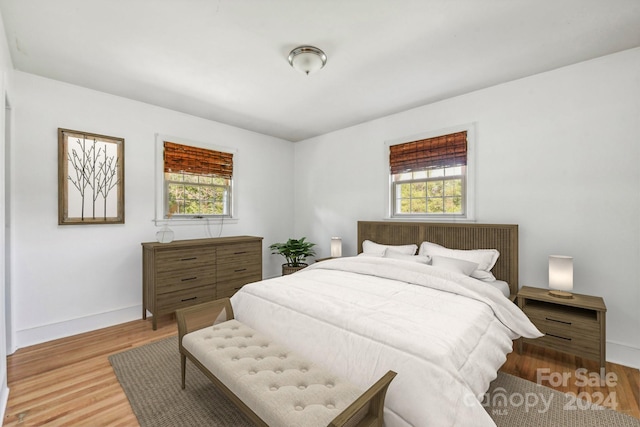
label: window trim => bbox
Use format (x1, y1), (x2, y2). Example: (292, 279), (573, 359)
(385, 123), (476, 221)
(154, 134), (238, 225)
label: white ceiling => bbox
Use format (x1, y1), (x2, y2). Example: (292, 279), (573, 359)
(1, 1), (639, 142)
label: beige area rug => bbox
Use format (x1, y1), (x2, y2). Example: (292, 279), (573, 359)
(109, 336), (640, 427)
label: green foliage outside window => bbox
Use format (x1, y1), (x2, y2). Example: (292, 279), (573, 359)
(166, 172), (230, 217)
(394, 167), (463, 215)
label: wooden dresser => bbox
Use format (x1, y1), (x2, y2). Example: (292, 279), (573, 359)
(142, 236), (263, 329)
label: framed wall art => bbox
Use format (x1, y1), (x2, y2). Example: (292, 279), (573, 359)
(58, 128), (125, 225)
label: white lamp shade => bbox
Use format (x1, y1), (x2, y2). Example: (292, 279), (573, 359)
(330, 237), (342, 257)
(292, 53), (323, 74)
(549, 255), (573, 291)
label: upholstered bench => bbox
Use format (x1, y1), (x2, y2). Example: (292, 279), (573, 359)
(176, 298), (396, 427)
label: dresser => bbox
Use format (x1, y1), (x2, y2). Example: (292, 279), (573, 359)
(517, 286), (606, 369)
(142, 236), (263, 329)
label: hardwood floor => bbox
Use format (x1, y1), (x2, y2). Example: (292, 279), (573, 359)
(4, 315), (177, 427)
(4, 316), (640, 426)
(502, 342), (640, 420)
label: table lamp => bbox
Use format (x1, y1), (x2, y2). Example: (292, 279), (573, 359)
(331, 237), (342, 257)
(549, 255), (573, 299)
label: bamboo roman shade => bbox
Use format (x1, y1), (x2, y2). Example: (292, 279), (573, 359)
(164, 141), (233, 178)
(389, 131), (467, 175)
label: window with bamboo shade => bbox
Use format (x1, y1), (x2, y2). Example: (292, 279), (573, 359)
(162, 140), (234, 218)
(389, 127), (473, 218)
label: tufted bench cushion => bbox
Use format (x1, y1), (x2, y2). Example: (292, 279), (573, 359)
(183, 319), (362, 427)
(177, 298), (395, 427)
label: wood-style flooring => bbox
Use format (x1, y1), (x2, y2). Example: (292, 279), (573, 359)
(501, 342), (640, 420)
(4, 315), (640, 426)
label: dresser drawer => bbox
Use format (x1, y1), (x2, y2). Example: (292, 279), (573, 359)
(217, 263), (262, 283)
(156, 286), (215, 313)
(217, 274), (262, 298)
(522, 333), (600, 360)
(217, 243), (261, 262)
(156, 266), (217, 293)
(155, 247), (216, 273)
(523, 305), (600, 337)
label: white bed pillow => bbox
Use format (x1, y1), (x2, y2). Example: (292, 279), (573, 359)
(470, 269), (498, 281)
(362, 240), (417, 256)
(418, 241), (499, 281)
(487, 280), (511, 298)
(383, 251), (430, 264)
(357, 251), (386, 258)
(430, 255), (478, 276)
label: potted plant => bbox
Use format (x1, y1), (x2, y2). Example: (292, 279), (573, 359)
(269, 237), (316, 275)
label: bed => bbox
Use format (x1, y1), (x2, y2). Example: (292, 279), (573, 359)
(230, 221), (542, 426)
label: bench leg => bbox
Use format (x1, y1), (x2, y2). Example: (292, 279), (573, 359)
(177, 298), (235, 391)
(329, 370), (397, 427)
(181, 353), (186, 389)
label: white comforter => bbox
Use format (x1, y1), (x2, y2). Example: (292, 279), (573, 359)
(231, 257), (542, 427)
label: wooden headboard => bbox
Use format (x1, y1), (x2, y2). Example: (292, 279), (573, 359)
(357, 221), (518, 297)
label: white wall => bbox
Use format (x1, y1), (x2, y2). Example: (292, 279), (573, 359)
(0, 7), (12, 419)
(294, 48), (640, 369)
(10, 71), (294, 348)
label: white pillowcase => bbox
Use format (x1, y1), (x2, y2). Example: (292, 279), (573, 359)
(383, 251), (430, 264)
(357, 252), (386, 258)
(418, 241), (499, 281)
(430, 255), (478, 276)
(362, 240), (417, 256)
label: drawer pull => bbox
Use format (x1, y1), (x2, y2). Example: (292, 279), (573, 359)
(546, 333), (571, 341)
(235, 268), (247, 273)
(180, 257), (197, 261)
(181, 277), (197, 282)
(545, 317), (572, 325)
(234, 287), (242, 290)
(234, 251), (247, 255)
(181, 296), (197, 302)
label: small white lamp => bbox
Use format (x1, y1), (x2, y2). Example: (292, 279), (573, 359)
(549, 255), (573, 299)
(330, 237), (342, 258)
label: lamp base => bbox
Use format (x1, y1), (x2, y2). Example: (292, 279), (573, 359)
(549, 290), (574, 299)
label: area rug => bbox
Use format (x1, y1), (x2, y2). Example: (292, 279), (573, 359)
(109, 336), (640, 427)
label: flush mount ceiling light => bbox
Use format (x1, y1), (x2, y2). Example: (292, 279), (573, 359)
(288, 45), (327, 75)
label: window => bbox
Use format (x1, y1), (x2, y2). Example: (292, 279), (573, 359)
(160, 139), (234, 219)
(389, 127), (474, 219)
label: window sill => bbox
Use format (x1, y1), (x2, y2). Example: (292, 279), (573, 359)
(384, 216), (475, 222)
(153, 217), (239, 226)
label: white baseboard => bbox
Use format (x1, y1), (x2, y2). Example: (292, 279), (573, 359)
(15, 305), (143, 350)
(607, 340), (640, 370)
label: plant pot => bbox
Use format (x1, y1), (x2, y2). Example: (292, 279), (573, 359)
(282, 263), (308, 275)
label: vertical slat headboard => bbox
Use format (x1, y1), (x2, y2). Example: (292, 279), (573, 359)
(357, 221), (518, 297)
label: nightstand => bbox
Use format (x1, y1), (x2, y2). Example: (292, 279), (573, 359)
(517, 286), (606, 369)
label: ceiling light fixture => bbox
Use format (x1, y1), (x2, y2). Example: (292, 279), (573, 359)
(288, 46), (327, 75)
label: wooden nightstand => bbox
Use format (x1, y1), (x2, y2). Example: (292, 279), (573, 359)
(517, 286), (606, 369)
